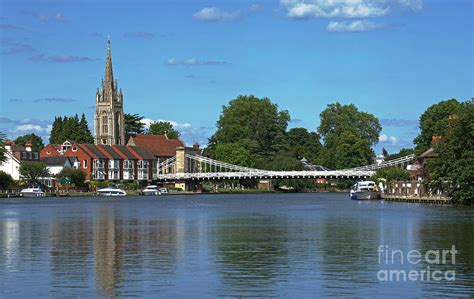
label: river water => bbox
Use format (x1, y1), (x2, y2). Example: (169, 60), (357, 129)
(0, 193), (473, 297)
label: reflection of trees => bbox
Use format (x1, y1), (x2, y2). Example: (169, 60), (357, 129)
(213, 216), (288, 294)
(50, 218), (92, 288)
(418, 221), (474, 292)
(318, 219), (380, 295)
(143, 219), (179, 276)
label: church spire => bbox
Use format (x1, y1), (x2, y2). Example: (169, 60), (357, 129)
(103, 35), (114, 102)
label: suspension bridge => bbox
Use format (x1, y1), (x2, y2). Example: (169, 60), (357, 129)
(156, 150), (415, 182)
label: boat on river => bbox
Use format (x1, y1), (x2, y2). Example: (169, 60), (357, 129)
(97, 186), (126, 196)
(350, 181), (380, 200)
(142, 185), (161, 196)
(20, 187), (46, 197)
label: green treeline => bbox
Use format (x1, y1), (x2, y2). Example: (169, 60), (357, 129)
(50, 113), (93, 144)
(207, 95), (381, 171)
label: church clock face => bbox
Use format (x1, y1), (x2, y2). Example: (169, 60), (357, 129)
(94, 37), (125, 146)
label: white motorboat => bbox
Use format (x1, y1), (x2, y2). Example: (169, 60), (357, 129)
(20, 187), (46, 197)
(142, 185), (161, 196)
(350, 181), (381, 200)
(97, 186), (127, 196)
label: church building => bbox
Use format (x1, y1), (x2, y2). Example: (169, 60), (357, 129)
(94, 37), (125, 146)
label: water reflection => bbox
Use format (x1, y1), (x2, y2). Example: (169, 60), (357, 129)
(0, 195), (473, 297)
(212, 215), (289, 296)
(94, 207), (124, 297)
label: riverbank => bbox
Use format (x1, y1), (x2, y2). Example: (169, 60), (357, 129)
(381, 194), (451, 204)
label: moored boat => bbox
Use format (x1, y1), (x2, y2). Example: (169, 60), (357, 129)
(142, 185), (161, 196)
(350, 181), (381, 200)
(97, 186), (127, 196)
(20, 187), (46, 197)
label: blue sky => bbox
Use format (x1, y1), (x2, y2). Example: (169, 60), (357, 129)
(1, 0), (472, 154)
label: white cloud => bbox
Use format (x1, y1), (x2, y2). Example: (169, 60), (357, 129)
(166, 58), (227, 66)
(379, 134), (398, 145)
(280, 0), (423, 19)
(327, 20), (384, 32)
(193, 7), (241, 21)
(399, 0), (423, 11)
(15, 123), (52, 133)
(281, 0), (390, 19)
(250, 4), (261, 11)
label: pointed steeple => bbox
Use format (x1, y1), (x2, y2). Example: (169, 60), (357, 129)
(103, 34), (114, 102)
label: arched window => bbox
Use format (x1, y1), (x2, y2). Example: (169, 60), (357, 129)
(102, 115), (108, 134)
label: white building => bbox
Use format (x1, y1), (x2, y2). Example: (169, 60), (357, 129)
(40, 156), (78, 187)
(0, 141), (39, 181)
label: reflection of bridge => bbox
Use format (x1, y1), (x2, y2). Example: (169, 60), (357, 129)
(156, 148), (415, 182)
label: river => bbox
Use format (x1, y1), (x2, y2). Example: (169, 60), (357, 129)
(0, 193), (473, 297)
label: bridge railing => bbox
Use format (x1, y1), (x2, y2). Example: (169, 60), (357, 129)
(154, 153), (415, 181)
(156, 169), (376, 181)
(345, 154), (416, 171)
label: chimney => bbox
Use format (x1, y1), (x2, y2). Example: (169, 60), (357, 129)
(431, 135), (442, 145)
(193, 143), (200, 150)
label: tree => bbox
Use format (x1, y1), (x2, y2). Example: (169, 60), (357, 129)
(426, 100), (474, 204)
(284, 128), (321, 162)
(372, 167), (410, 187)
(318, 102), (381, 146)
(50, 116), (64, 144)
(49, 114), (93, 144)
(332, 131), (374, 169)
(317, 102), (381, 169)
(19, 161), (49, 184)
(414, 98), (461, 154)
(0, 132), (6, 164)
(14, 133), (44, 151)
(147, 121), (180, 138)
(213, 143), (254, 167)
(56, 167), (87, 187)
(0, 171), (14, 189)
(209, 95), (290, 157)
(387, 148), (415, 160)
(266, 154), (314, 190)
(79, 114), (94, 143)
(125, 113), (145, 134)
(382, 147), (388, 158)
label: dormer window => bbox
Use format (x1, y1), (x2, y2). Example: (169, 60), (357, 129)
(72, 146), (77, 152)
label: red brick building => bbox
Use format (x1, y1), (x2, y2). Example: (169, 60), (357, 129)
(41, 141), (156, 182)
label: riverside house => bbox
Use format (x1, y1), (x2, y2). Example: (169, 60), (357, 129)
(40, 141), (156, 182)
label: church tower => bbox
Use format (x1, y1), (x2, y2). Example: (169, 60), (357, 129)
(94, 36), (125, 145)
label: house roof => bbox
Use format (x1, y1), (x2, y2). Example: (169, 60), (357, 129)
(127, 134), (184, 157)
(112, 145), (138, 160)
(131, 146), (155, 160)
(41, 156), (71, 166)
(97, 145), (122, 160)
(80, 144), (108, 159)
(419, 148), (437, 159)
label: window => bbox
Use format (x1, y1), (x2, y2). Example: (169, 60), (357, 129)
(83, 160), (88, 168)
(102, 139), (107, 145)
(47, 150), (51, 155)
(108, 160), (119, 169)
(102, 115), (108, 134)
(72, 147), (77, 152)
(93, 159), (104, 169)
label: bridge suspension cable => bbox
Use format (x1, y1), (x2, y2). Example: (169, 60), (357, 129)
(155, 153), (416, 181)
